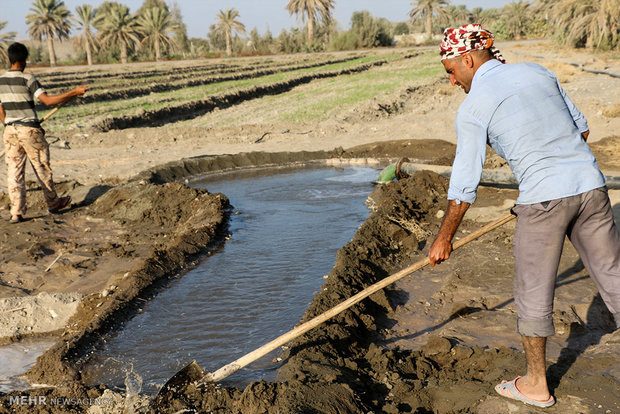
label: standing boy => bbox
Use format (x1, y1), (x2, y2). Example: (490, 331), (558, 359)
(0, 42), (88, 223)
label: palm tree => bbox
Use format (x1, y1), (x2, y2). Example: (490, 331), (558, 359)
(215, 8), (245, 57)
(0, 21), (17, 65)
(445, 4), (471, 26)
(409, 0), (451, 40)
(97, 3), (141, 64)
(503, 1), (531, 40)
(137, 6), (179, 61)
(73, 4), (97, 65)
(92, 1), (120, 29)
(549, 0), (620, 50)
(26, 0), (72, 67)
(169, 3), (190, 55)
(286, 0), (335, 43)
(471, 7), (484, 24)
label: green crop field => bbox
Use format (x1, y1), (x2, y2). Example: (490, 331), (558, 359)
(38, 47), (442, 133)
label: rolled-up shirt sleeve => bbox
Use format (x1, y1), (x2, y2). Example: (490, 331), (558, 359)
(447, 110), (487, 204)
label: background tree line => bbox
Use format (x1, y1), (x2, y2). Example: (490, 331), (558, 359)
(0, 0), (618, 67)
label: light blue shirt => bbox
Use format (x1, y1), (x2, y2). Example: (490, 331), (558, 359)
(448, 59), (605, 205)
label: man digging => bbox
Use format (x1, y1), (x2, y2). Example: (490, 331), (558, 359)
(0, 42), (88, 223)
(428, 24), (620, 408)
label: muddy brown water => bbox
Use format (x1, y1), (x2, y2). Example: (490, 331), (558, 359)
(80, 166), (378, 394)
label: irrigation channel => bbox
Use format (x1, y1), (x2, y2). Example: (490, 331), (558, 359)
(77, 165), (379, 395)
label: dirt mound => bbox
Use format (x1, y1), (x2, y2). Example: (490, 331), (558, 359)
(91, 181), (225, 230)
(590, 135), (620, 171)
(343, 139), (455, 166)
(150, 171), (527, 413)
(0, 180), (231, 389)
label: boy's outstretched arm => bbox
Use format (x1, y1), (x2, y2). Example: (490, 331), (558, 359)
(38, 85), (89, 107)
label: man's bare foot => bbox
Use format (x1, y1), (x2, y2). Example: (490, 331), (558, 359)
(514, 375), (551, 402)
(9, 214), (24, 224)
(495, 376), (555, 408)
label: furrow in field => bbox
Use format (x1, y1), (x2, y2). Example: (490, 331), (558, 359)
(90, 59), (391, 131)
(38, 55), (342, 88)
(90, 55), (364, 92)
(35, 62), (239, 83)
(43, 55), (402, 130)
(45, 56), (364, 106)
(180, 52), (442, 128)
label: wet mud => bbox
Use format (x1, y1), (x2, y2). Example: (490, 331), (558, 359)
(149, 171), (523, 413)
(0, 140), (618, 413)
(150, 168), (619, 414)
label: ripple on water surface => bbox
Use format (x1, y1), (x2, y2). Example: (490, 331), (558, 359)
(82, 166), (378, 394)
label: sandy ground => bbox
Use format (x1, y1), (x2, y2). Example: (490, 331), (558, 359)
(1, 41), (618, 188)
(0, 40), (619, 413)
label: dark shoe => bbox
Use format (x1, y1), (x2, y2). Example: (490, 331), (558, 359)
(9, 215), (24, 224)
(49, 196), (71, 213)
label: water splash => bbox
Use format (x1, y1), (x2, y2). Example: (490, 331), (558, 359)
(123, 362), (143, 413)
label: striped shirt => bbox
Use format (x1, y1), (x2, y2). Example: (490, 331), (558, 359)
(0, 69), (46, 125)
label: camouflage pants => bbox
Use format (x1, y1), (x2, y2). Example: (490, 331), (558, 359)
(3, 125), (58, 216)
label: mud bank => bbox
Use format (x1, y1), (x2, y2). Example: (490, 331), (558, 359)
(0, 180), (230, 389)
(0, 142), (452, 406)
(131, 138), (455, 185)
(32, 183), (229, 384)
(150, 171), (526, 413)
(151, 169), (619, 413)
(1, 141), (617, 413)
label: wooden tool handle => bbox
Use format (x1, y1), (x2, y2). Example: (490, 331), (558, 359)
(452, 213), (515, 249)
(202, 213), (515, 383)
(41, 98), (72, 123)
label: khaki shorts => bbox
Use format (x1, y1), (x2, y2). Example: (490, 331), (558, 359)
(512, 187), (620, 337)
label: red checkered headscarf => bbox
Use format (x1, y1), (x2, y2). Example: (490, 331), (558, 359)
(440, 24), (506, 64)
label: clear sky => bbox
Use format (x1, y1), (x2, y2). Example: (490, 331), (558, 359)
(1, 0), (513, 40)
